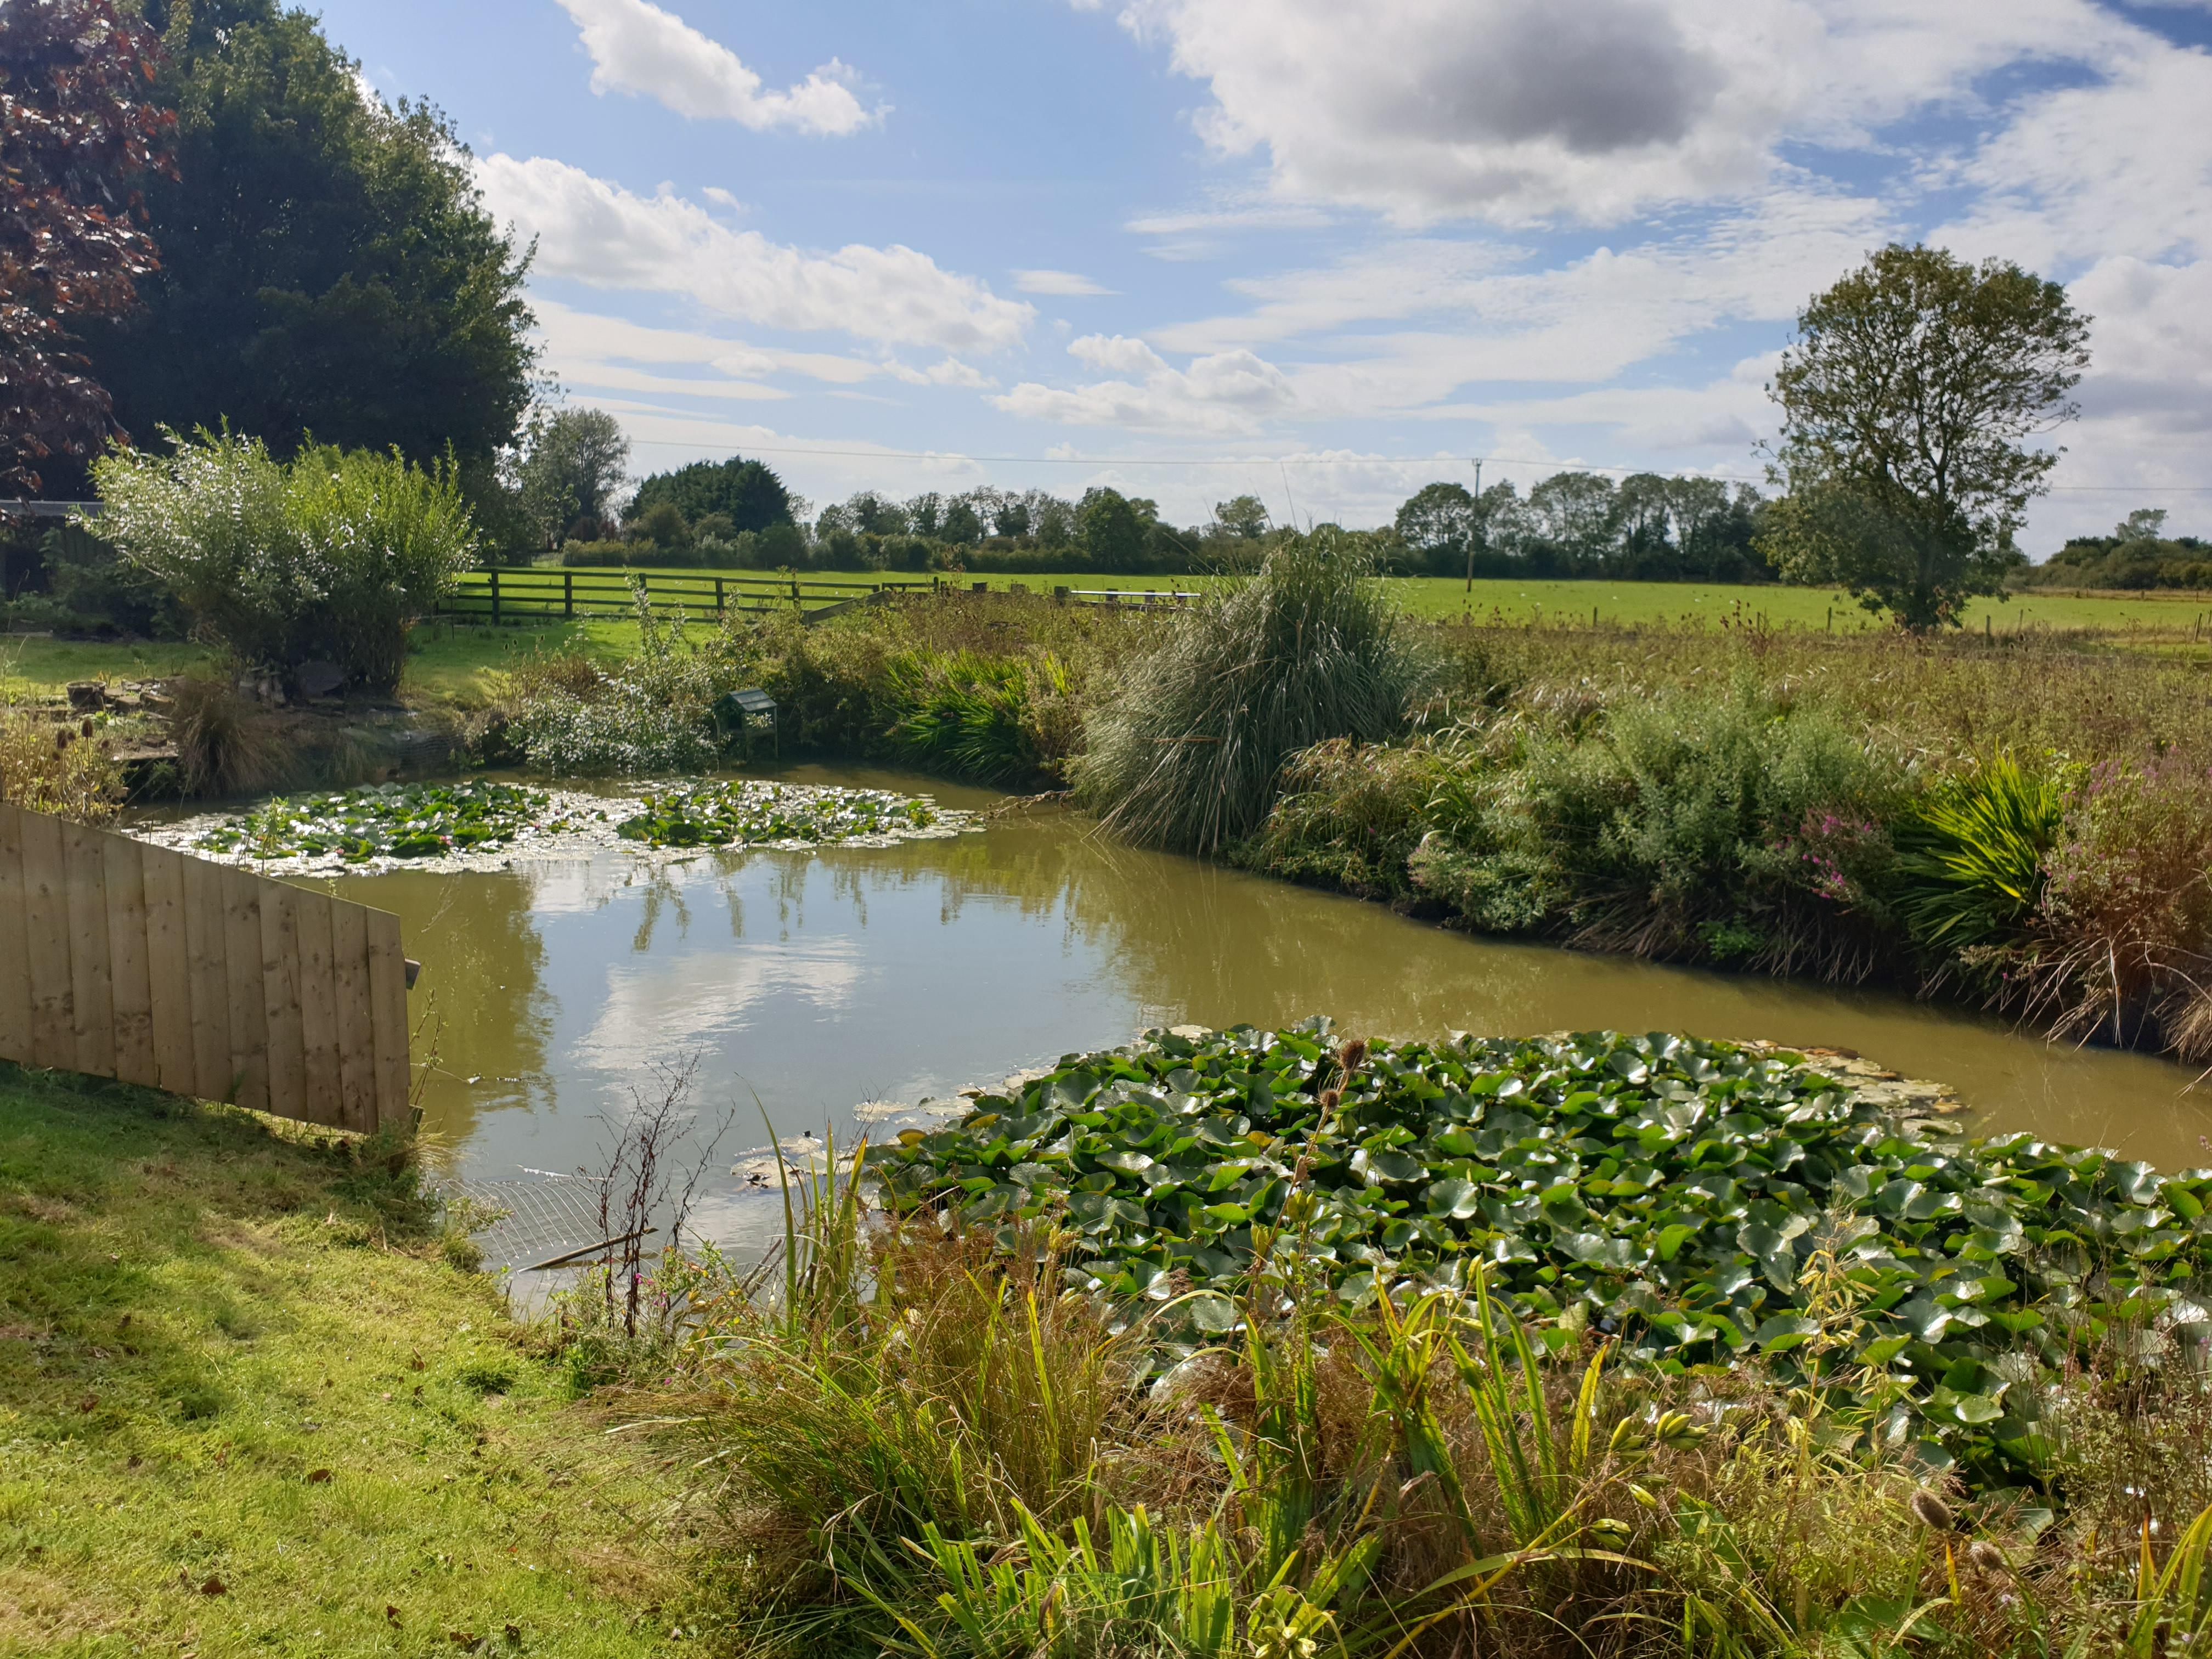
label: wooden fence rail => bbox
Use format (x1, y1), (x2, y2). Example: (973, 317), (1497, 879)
(438, 568), (938, 625)
(0, 804), (411, 1132)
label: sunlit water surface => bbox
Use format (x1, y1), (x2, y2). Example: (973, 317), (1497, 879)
(319, 766), (2209, 1262)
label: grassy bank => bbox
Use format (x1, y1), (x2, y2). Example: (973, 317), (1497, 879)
(0, 1064), (682, 1658)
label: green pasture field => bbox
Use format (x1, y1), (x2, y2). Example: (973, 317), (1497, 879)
(518, 566), (2212, 631)
(5, 576), (2207, 708)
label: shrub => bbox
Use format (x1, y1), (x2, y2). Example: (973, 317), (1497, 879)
(92, 428), (477, 691)
(1235, 736), (1455, 900)
(1077, 531), (1424, 854)
(506, 585), (734, 775)
(1404, 682), (1908, 975)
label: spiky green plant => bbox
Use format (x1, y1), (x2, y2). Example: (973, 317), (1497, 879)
(1892, 751), (2066, 953)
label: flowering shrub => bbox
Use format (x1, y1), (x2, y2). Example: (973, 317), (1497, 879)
(91, 428), (477, 691)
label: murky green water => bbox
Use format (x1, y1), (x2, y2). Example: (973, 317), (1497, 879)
(326, 765), (2209, 1257)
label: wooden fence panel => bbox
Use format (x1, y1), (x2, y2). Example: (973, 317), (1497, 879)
(19, 810), (73, 1069)
(102, 834), (156, 1089)
(0, 804), (411, 1130)
(0, 807), (29, 1063)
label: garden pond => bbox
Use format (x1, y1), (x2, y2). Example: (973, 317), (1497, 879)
(150, 764), (2212, 1273)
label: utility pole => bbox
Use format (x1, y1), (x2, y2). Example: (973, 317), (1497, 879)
(1465, 458), (1483, 592)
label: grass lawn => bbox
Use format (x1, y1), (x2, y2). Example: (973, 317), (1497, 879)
(0, 1064), (682, 1658)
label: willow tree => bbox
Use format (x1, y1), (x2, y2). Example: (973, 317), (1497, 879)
(1760, 244), (2090, 629)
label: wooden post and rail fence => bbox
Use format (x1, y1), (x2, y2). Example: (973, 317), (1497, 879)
(437, 567), (1200, 624)
(0, 803), (413, 1133)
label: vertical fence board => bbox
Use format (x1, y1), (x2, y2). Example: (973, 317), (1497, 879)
(0, 811), (410, 1128)
(295, 895), (342, 1125)
(103, 836), (156, 1088)
(180, 855), (232, 1099)
(259, 881), (308, 1118)
(365, 908), (410, 1131)
(62, 824), (116, 1079)
(20, 811), (75, 1069)
(221, 868), (270, 1111)
(329, 901), (375, 1132)
(141, 845), (195, 1094)
(0, 807), (30, 1065)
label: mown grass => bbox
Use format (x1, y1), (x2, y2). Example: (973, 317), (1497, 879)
(0, 1063), (682, 1658)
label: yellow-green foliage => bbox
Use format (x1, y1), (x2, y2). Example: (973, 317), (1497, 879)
(0, 699), (124, 823)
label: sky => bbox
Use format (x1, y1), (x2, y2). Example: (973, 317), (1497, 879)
(315, 0), (2212, 545)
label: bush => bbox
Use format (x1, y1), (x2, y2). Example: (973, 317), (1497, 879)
(1406, 682), (1908, 975)
(93, 429), (477, 692)
(1077, 531), (1424, 854)
(505, 586), (735, 775)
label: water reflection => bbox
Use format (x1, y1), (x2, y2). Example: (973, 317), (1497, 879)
(332, 766), (2212, 1254)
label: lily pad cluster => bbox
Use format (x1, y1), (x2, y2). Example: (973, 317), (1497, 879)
(869, 1022), (2212, 1477)
(614, 780), (940, 848)
(195, 780), (594, 862)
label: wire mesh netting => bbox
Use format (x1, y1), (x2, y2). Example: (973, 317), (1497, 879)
(441, 1173), (613, 1273)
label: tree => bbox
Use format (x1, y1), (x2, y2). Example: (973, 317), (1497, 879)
(1079, 487), (1145, 568)
(516, 408), (628, 545)
(1393, 482), (1476, 572)
(1215, 494), (1271, 539)
(2117, 507), (2168, 543)
(628, 454), (792, 533)
(0, 0), (174, 494)
(75, 1), (535, 480)
(1526, 472), (1617, 570)
(1760, 244), (2090, 629)
(939, 495), (984, 545)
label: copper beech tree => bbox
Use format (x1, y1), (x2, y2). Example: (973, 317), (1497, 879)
(0, 0), (173, 494)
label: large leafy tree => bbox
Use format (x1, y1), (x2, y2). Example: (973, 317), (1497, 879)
(514, 408), (629, 546)
(1760, 244), (2090, 629)
(628, 455), (793, 535)
(74, 0), (535, 484)
(0, 0), (174, 494)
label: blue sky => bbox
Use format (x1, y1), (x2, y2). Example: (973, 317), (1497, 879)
(318, 0), (2212, 543)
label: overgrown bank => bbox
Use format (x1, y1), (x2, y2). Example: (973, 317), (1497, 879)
(0, 1063), (686, 1657)
(602, 1022), (2212, 1658)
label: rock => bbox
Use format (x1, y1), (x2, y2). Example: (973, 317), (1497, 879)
(296, 660), (347, 699)
(66, 680), (104, 712)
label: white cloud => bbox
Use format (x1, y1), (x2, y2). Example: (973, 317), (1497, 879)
(476, 155), (1033, 353)
(554, 0), (879, 134)
(1100, 0), (2140, 224)
(1011, 268), (1117, 296)
(996, 334), (1300, 432)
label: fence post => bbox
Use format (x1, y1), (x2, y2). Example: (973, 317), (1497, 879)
(715, 577), (726, 618)
(489, 566), (501, 625)
(563, 569), (574, 619)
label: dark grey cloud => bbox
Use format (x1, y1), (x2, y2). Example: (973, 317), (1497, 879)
(1359, 0), (1723, 154)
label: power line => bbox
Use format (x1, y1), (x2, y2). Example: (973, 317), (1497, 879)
(615, 435), (2212, 491)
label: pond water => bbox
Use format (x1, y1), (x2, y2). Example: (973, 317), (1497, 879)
(321, 765), (2210, 1263)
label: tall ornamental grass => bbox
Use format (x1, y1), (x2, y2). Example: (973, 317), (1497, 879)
(1077, 531), (1425, 854)
(92, 428), (477, 692)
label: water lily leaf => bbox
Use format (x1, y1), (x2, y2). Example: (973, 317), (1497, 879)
(1753, 1314), (1821, 1352)
(1425, 1179), (1482, 1220)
